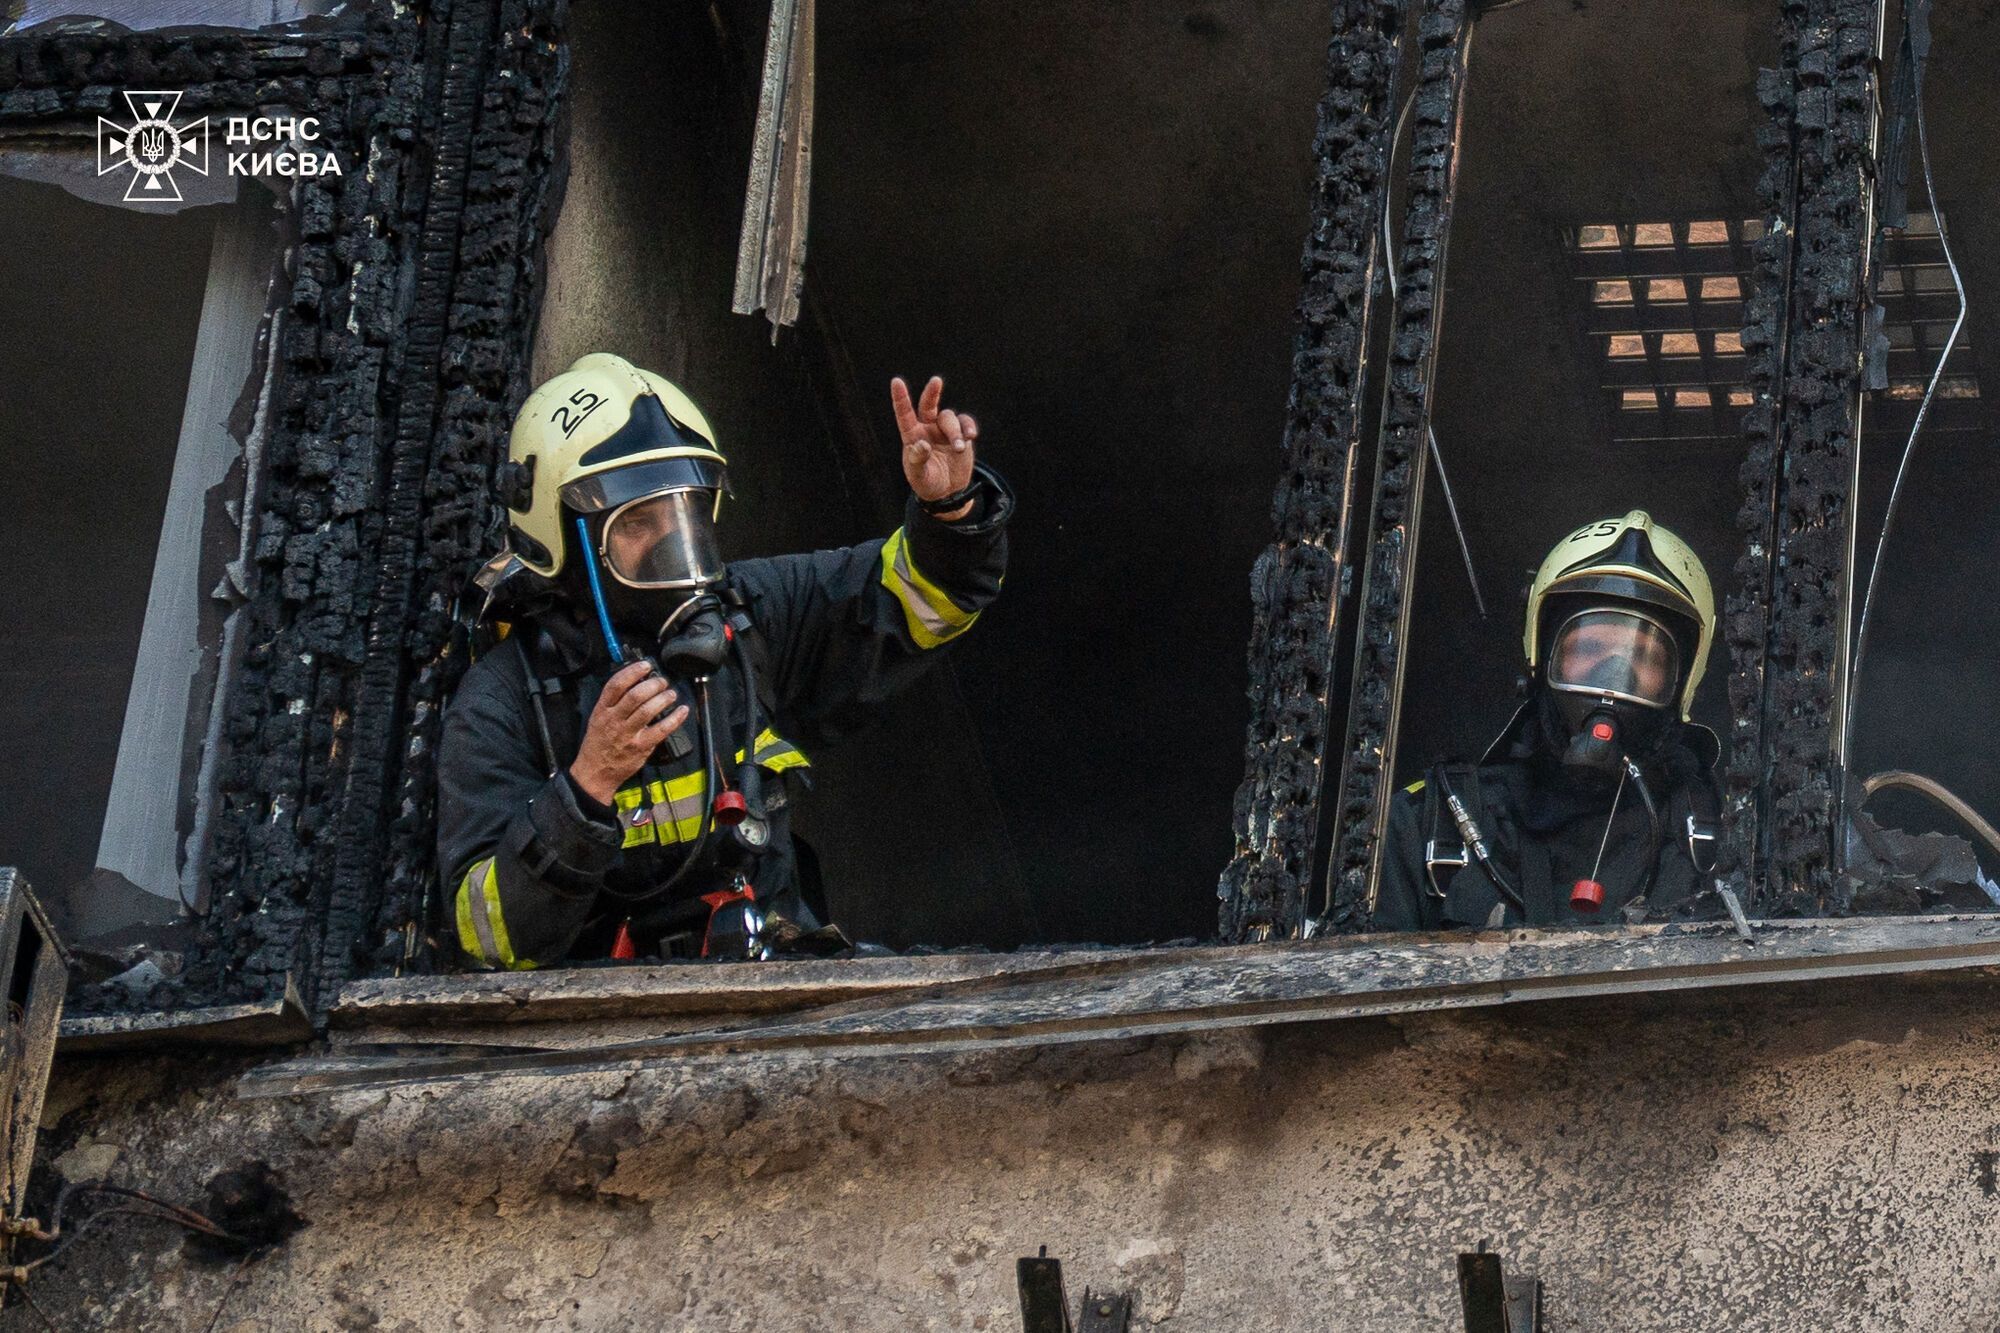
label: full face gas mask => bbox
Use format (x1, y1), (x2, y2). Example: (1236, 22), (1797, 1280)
(1543, 607), (1682, 775)
(563, 456), (731, 676)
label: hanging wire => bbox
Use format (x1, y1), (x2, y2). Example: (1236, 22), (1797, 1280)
(10, 1182), (235, 1278)
(1382, 90), (1491, 620)
(14, 1282), (55, 1331)
(1846, 51), (1966, 743)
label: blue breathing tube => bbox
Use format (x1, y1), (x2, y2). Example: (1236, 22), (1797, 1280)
(576, 515), (624, 665)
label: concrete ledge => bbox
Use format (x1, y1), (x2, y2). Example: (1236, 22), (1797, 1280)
(59, 987), (311, 1052)
(331, 948), (1146, 1028)
(241, 913), (2000, 1097)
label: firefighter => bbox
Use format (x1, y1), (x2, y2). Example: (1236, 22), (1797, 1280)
(1374, 511), (1723, 930)
(437, 353), (1011, 968)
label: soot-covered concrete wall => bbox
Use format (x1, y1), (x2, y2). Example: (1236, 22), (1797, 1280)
(0, 1), (573, 1010)
(26, 973), (2000, 1329)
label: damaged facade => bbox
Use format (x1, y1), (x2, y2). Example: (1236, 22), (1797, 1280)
(3, 0), (2000, 1326)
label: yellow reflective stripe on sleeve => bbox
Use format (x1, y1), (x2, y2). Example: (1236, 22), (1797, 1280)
(453, 858), (536, 971)
(880, 527), (980, 649)
(1405, 779), (1426, 795)
(738, 727), (811, 773)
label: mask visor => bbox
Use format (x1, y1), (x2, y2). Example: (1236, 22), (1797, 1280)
(600, 489), (724, 590)
(1547, 609), (1679, 709)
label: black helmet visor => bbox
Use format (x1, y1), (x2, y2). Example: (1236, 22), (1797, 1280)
(1547, 609), (1680, 709)
(562, 456), (726, 514)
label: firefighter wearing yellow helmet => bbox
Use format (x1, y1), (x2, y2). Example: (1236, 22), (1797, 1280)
(437, 354), (1012, 968)
(1375, 510), (1723, 931)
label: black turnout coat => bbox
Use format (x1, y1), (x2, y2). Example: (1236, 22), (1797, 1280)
(437, 483), (1010, 968)
(1374, 706), (1722, 932)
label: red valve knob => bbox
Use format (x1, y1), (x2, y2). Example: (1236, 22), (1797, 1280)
(610, 920), (637, 960)
(1591, 720), (1615, 742)
(1570, 878), (1605, 913)
(712, 789), (748, 826)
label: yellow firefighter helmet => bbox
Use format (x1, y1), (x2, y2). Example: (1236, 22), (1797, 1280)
(503, 352), (728, 580)
(1525, 510), (1716, 720)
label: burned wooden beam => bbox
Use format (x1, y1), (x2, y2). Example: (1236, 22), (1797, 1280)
(1324, 0), (1474, 933)
(1724, 0), (1882, 914)
(1219, 0), (1409, 943)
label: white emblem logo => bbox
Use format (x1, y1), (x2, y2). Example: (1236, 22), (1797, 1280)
(97, 91), (209, 203)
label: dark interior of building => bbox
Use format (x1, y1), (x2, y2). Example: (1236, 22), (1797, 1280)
(8, 0), (1985, 966)
(1402, 0), (1772, 782)
(1407, 0), (1998, 884)
(0, 178), (213, 918)
(548, 0), (2000, 951)
(556, 0), (1335, 947)
(1843, 0), (2000, 865)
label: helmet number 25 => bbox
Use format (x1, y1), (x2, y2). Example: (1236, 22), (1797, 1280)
(1569, 519), (1620, 544)
(552, 389), (606, 438)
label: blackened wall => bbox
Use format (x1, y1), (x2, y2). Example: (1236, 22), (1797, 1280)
(1, 2), (572, 1007)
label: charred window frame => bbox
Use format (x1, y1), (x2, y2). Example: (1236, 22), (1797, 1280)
(1221, 0), (1943, 942)
(31, 0), (1993, 1065)
(2, 2), (569, 1026)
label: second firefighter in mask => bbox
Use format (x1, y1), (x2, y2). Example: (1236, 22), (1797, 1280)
(437, 353), (1012, 967)
(1374, 511), (1724, 930)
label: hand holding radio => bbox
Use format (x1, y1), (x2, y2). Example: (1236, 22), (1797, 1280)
(569, 660), (689, 804)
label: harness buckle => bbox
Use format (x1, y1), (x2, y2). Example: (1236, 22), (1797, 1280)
(1424, 839), (1468, 899)
(1686, 814), (1719, 874)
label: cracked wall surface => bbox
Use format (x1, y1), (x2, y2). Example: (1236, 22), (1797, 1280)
(22, 975), (2000, 1329)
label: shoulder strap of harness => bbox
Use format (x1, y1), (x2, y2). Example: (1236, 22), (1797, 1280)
(720, 583), (779, 715)
(519, 626), (584, 778)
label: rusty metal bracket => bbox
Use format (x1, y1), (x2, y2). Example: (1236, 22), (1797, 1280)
(1458, 1248), (1542, 1333)
(1076, 1290), (1132, 1332)
(1017, 1250), (1071, 1333)
(0, 870), (69, 1260)
(1015, 1251), (1133, 1333)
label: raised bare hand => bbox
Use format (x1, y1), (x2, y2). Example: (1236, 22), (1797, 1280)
(890, 375), (979, 518)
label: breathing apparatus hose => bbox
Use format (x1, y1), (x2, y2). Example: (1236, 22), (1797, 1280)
(1861, 771), (2000, 865)
(1435, 770), (1529, 915)
(573, 514), (727, 906)
(598, 678), (719, 906)
(576, 516), (625, 666)
(727, 615), (765, 819)
(1623, 757), (1665, 902)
